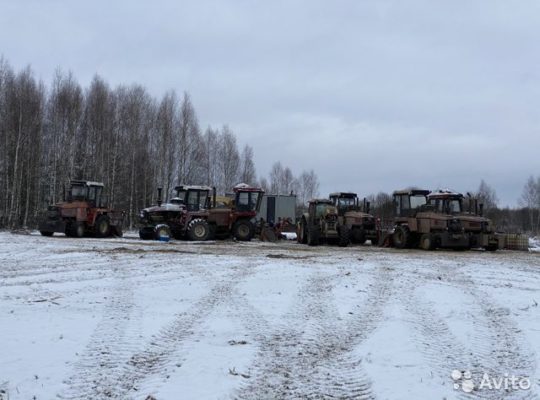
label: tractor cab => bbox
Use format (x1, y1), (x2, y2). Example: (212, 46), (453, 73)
(329, 192), (372, 215)
(427, 191), (464, 215)
(67, 180), (106, 208)
(392, 189), (430, 218)
(308, 199), (337, 222)
(232, 184), (264, 213)
(173, 185), (213, 211)
(329, 192), (358, 215)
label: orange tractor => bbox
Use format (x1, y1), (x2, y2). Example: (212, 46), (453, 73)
(39, 180), (124, 238)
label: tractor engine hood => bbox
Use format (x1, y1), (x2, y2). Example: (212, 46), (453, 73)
(458, 214), (494, 233)
(344, 210), (375, 223)
(143, 203), (185, 213)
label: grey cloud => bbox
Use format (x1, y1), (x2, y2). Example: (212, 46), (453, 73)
(1, 0), (538, 206)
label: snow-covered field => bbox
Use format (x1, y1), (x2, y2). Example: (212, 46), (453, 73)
(1, 232), (539, 400)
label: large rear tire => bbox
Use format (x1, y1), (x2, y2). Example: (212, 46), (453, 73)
(307, 225), (320, 246)
(338, 225), (350, 247)
(187, 218), (210, 241)
(232, 220), (255, 241)
(297, 219), (308, 244)
(66, 222), (85, 238)
(420, 233), (435, 250)
(352, 228), (366, 244)
(393, 225), (411, 249)
(95, 215), (110, 238)
(40, 231), (53, 237)
(139, 227), (155, 240)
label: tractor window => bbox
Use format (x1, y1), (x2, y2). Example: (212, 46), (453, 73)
(410, 195), (426, 209)
(186, 191), (199, 211)
(338, 197), (355, 208)
(447, 199), (462, 213)
(175, 190), (187, 203)
(315, 204), (328, 217)
(71, 185), (87, 200)
(186, 190), (209, 211)
(236, 191), (262, 212)
(401, 195), (410, 210)
(251, 191), (262, 211)
(88, 186), (97, 205)
(431, 199), (443, 213)
(236, 192), (251, 211)
(95, 187), (103, 207)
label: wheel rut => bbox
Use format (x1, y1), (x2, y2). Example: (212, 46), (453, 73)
(234, 265), (394, 399)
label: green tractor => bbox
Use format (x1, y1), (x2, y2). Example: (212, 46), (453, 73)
(297, 199), (350, 247)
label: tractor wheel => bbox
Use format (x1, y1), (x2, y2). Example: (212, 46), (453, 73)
(296, 222), (303, 243)
(420, 233), (435, 250)
(40, 231), (53, 237)
(67, 222), (85, 238)
(233, 220), (255, 241)
(155, 224), (172, 241)
(352, 228), (366, 244)
(484, 244), (498, 252)
(95, 215), (110, 238)
(338, 225), (350, 247)
(187, 218), (210, 241)
(307, 225), (320, 246)
(112, 225), (123, 238)
(301, 219), (309, 244)
(392, 225), (411, 249)
(139, 227), (155, 240)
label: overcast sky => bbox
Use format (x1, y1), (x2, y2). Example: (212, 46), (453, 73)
(1, 0), (539, 206)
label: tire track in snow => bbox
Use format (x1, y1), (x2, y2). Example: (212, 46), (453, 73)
(234, 264), (393, 399)
(402, 285), (476, 399)
(59, 262), (139, 400)
(312, 265), (394, 399)
(402, 262), (538, 400)
(87, 265), (259, 398)
(447, 268), (538, 400)
(233, 267), (340, 399)
(57, 255), (251, 399)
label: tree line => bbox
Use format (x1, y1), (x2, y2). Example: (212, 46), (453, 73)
(0, 58), (319, 229)
(3, 57), (536, 233)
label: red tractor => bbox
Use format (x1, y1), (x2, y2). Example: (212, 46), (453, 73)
(208, 184), (264, 241)
(138, 185), (213, 241)
(138, 184), (264, 241)
(39, 180), (124, 238)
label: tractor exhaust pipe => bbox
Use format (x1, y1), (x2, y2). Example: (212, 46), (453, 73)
(157, 187), (163, 207)
(366, 201), (371, 214)
(212, 187), (216, 208)
(479, 203), (484, 217)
